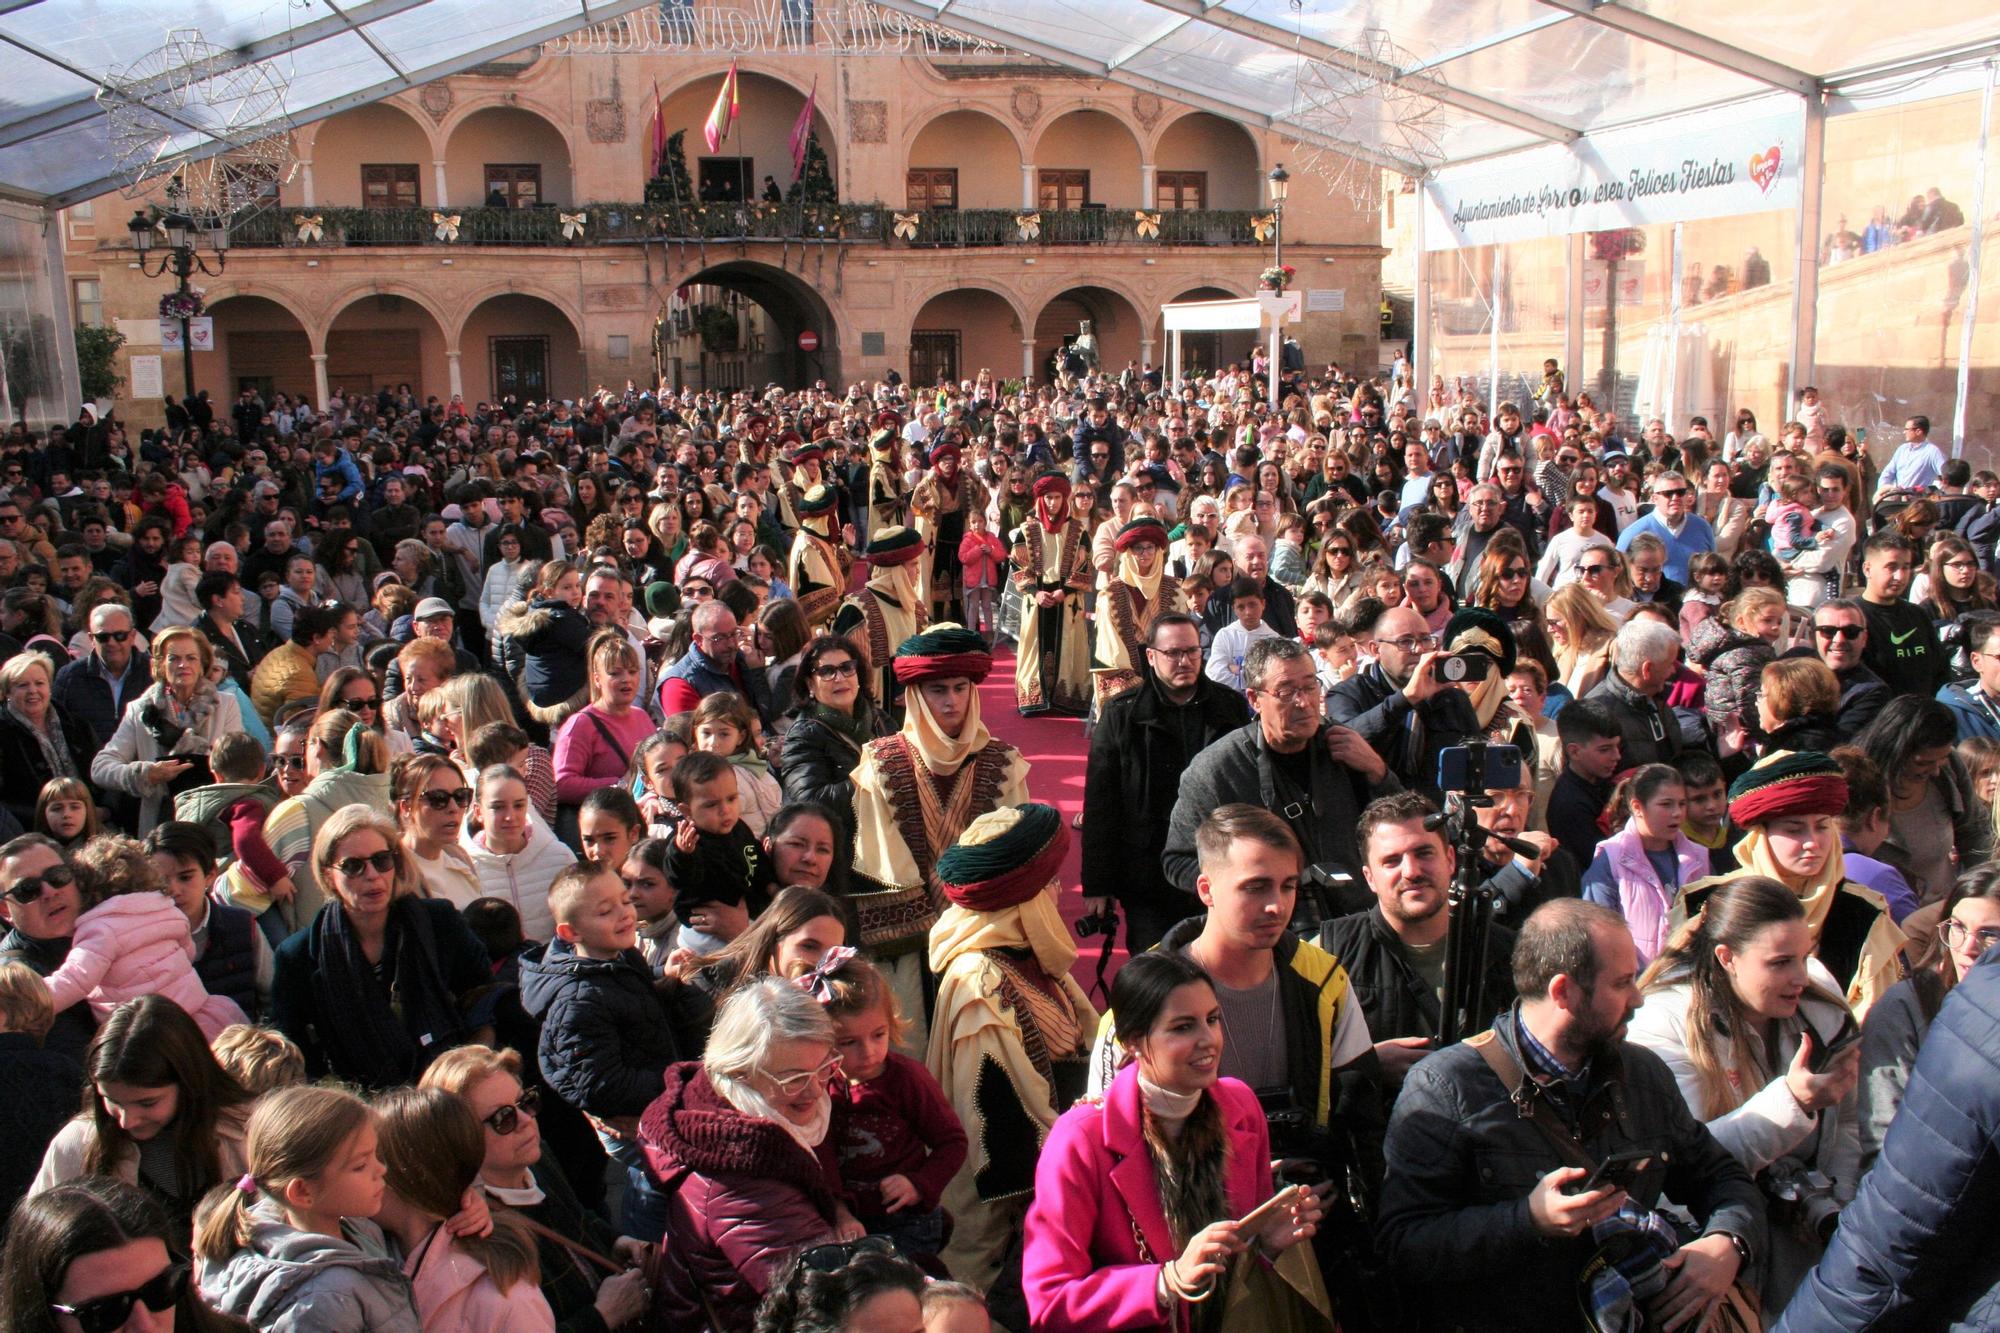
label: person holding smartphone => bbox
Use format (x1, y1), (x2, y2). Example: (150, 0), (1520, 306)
(1629, 877), (1861, 1317)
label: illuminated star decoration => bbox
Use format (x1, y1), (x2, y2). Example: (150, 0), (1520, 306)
(1285, 25), (1448, 212)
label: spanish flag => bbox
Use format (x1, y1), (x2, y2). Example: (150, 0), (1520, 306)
(703, 61), (739, 153)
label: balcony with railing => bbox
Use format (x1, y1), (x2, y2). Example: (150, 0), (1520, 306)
(212, 203), (1279, 250)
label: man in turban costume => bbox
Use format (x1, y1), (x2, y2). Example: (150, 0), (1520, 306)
(926, 801), (1097, 1303)
(1013, 473), (1093, 717)
(911, 436), (983, 624)
(786, 478), (850, 632)
(833, 525), (927, 717)
(867, 412), (908, 537)
(850, 626), (1031, 1049)
(1090, 514), (1185, 708)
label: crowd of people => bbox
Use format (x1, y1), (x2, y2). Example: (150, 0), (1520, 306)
(0, 352), (1994, 1332)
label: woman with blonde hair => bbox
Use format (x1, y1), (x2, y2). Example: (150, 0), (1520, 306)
(269, 803), (491, 1087)
(92, 626), (243, 834)
(1544, 582), (1618, 699)
(438, 673), (557, 821)
(392, 753), (480, 907)
(552, 630), (653, 809)
(372, 1086), (554, 1331)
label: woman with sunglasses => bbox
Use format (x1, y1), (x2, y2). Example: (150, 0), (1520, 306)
(1858, 861), (2000, 1171)
(1, 1176), (252, 1333)
(1470, 529), (1546, 630)
(270, 804), (490, 1089)
(392, 753), (480, 908)
(318, 665), (412, 758)
(638, 974), (863, 1332)
(779, 638), (892, 839)
(420, 1045), (652, 1333)
(1302, 529), (1363, 611)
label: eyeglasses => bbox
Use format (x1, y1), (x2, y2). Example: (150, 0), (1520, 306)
(50, 1261), (189, 1333)
(1150, 645), (1201, 661)
(1382, 633), (1439, 654)
(4, 863), (73, 905)
(1813, 624), (1864, 641)
(419, 786), (474, 810)
(1577, 563), (1614, 576)
(333, 849), (398, 879)
(758, 1053), (842, 1097)
(1652, 488), (1689, 499)
(811, 660), (859, 680)
(801, 1235), (898, 1273)
(1942, 919), (2000, 952)
(1501, 566), (1529, 579)
(1945, 558), (1979, 571)
(481, 1085), (542, 1135)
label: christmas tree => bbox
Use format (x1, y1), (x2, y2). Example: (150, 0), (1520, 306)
(785, 130), (836, 206)
(645, 129), (695, 206)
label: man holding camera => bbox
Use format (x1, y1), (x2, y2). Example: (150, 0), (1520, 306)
(1081, 613), (1250, 955)
(1379, 899), (1764, 1332)
(1163, 638), (1394, 922)
(1329, 606), (1485, 803)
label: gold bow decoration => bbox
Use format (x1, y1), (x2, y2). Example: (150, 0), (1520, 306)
(294, 214), (324, 243)
(432, 212), (461, 242)
(1251, 212), (1277, 243)
(559, 210), (588, 240)
(892, 211), (921, 240)
(1015, 210), (1042, 241)
(1134, 209), (1161, 239)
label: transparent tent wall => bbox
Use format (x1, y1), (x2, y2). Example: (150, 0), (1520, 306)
(1419, 235), (1568, 418)
(0, 200), (76, 429)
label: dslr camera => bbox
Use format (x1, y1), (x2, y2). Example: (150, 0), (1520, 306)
(1075, 901), (1119, 939)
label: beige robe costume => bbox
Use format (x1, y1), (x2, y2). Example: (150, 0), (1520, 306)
(1012, 513), (1093, 716)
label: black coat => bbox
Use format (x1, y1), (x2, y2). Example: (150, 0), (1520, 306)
(196, 613), (269, 692)
(0, 705), (97, 829)
(1327, 663), (1482, 799)
(1082, 674), (1249, 904)
(1202, 576), (1297, 638)
(1317, 905), (1518, 1047)
(1378, 1007), (1766, 1331)
(778, 705), (894, 837)
(519, 939), (686, 1119)
(1583, 670), (1685, 770)
(0, 1030), (81, 1234)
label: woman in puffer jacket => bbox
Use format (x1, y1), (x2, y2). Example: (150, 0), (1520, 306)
(459, 765), (576, 944)
(493, 560), (591, 731)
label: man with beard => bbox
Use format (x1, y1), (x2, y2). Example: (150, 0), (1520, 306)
(1081, 614), (1248, 953)
(911, 437), (982, 623)
(1378, 897), (1763, 1332)
(1321, 793), (1520, 1095)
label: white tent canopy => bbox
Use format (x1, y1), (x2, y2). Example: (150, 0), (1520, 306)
(0, 0), (1994, 206)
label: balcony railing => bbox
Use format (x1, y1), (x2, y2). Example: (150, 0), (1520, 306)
(221, 203), (1278, 250)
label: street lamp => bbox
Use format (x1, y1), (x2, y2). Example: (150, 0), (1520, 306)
(128, 174), (229, 404)
(1266, 163), (1291, 412)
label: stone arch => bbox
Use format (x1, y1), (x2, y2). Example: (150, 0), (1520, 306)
(902, 104), (1029, 165)
(439, 101), (578, 208)
(649, 65), (838, 198)
(450, 279), (587, 348)
(316, 287), (456, 401)
(1149, 110), (1265, 210)
(458, 292), (587, 405)
(298, 102), (440, 209)
(1033, 283), (1145, 378)
(193, 295), (316, 405)
(1025, 101), (1148, 164)
(655, 259), (846, 389)
(902, 276), (1033, 335)
(1025, 106), (1147, 210)
(310, 283), (455, 349)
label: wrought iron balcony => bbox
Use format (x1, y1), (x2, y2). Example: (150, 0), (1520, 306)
(215, 203), (1276, 249)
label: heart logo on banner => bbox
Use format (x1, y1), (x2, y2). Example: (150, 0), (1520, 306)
(1749, 147), (1781, 193)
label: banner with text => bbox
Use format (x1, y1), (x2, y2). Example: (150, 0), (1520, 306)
(1422, 101), (1804, 251)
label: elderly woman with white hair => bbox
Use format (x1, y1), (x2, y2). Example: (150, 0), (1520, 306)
(638, 974), (863, 1332)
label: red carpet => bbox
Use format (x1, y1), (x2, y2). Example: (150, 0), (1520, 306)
(976, 647), (1128, 996)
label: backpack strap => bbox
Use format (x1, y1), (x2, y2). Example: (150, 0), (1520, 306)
(1465, 1029), (1599, 1174)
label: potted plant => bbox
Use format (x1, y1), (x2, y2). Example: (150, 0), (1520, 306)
(1259, 264), (1296, 292)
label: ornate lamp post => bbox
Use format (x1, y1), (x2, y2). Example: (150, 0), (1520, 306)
(128, 175), (229, 404)
(1266, 163), (1291, 412)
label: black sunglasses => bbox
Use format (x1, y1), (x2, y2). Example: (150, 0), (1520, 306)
(481, 1085), (541, 1134)
(811, 660), (858, 680)
(90, 629), (133, 645)
(1814, 624), (1863, 641)
(419, 787), (474, 810)
(1578, 563), (1614, 575)
(801, 1235), (898, 1273)
(51, 1261), (189, 1333)
(333, 850), (398, 878)
(272, 754), (308, 772)
(342, 695), (380, 711)
(5, 863), (73, 905)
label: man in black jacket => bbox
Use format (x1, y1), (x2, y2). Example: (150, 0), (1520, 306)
(1082, 613), (1249, 954)
(1327, 605), (1479, 800)
(1798, 597), (1890, 741)
(1584, 618), (1685, 770)
(1200, 532), (1296, 637)
(1378, 899), (1765, 1331)
(1320, 792), (1519, 1092)
(0, 834), (95, 1065)
(1162, 638), (1396, 924)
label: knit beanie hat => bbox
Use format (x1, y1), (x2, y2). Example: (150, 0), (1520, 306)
(935, 803), (1069, 912)
(643, 581), (680, 620)
(865, 525), (925, 567)
(1727, 750), (1848, 827)
(1114, 516), (1171, 551)
(893, 624), (992, 685)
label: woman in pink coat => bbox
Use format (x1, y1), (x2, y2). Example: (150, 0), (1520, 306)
(1022, 953), (1324, 1332)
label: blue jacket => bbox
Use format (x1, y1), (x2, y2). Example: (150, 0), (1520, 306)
(1936, 680), (2000, 743)
(518, 938), (685, 1118)
(312, 446), (365, 503)
(1776, 953), (2000, 1331)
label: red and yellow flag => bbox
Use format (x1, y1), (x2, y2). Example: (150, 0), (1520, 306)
(703, 61), (739, 153)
